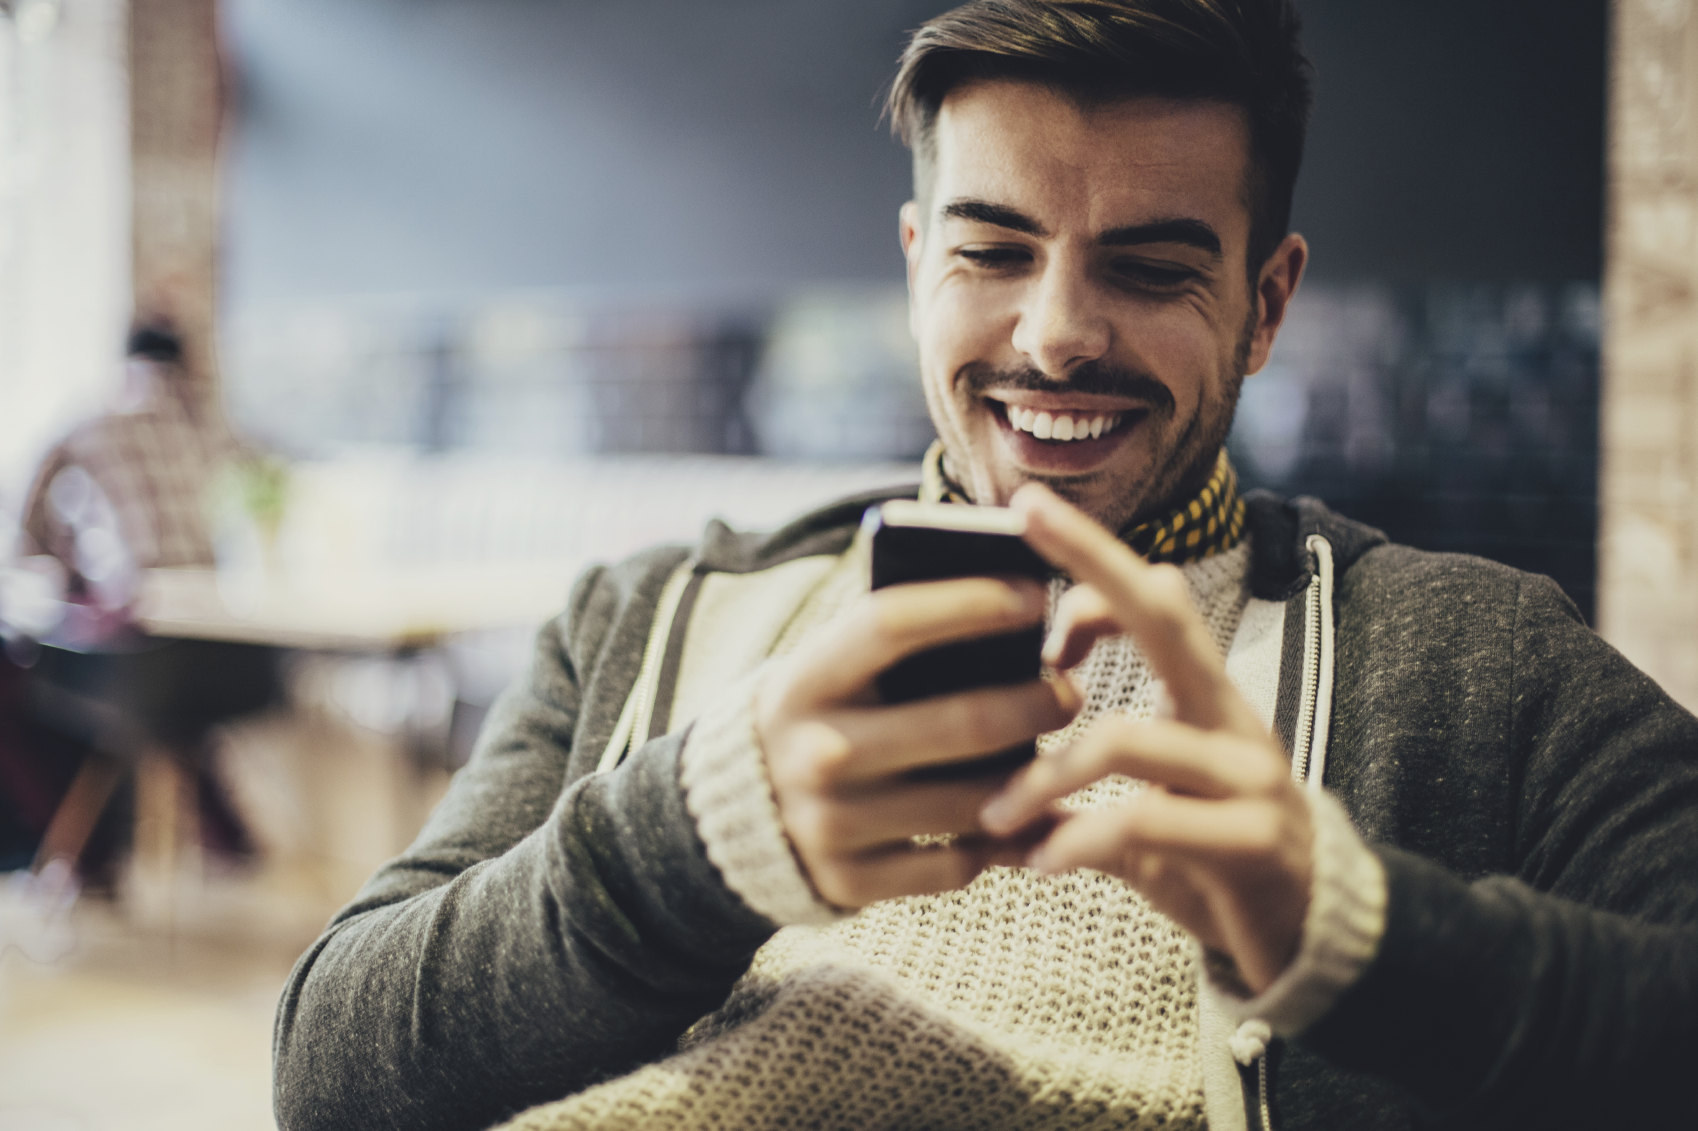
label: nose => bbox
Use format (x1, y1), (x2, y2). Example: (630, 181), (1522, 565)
(1010, 258), (1112, 378)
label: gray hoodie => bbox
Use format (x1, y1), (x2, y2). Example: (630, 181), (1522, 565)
(273, 488), (1698, 1130)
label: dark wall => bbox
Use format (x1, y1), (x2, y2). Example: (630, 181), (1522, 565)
(1295, 0), (1606, 283)
(223, 0), (1606, 312)
(224, 0), (937, 311)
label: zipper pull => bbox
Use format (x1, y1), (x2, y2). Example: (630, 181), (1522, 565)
(1230, 1018), (1271, 1065)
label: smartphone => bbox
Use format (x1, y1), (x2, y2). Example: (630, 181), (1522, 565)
(863, 500), (1053, 779)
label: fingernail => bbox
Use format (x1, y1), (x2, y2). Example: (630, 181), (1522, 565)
(1026, 846), (1056, 874)
(1052, 674), (1084, 716)
(1041, 626), (1064, 665)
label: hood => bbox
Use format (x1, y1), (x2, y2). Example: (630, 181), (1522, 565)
(1243, 491), (1390, 603)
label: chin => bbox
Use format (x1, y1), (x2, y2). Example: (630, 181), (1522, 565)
(1009, 468), (1146, 532)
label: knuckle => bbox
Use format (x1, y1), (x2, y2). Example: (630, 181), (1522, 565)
(1237, 753), (1286, 796)
(802, 724), (857, 787)
(811, 802), (861, 851)
(824, 867), (877, 909)
(811, 870), (849, 907)
(772, 722), (855, 795)
(780, 796), (831, 854)
(996, 579), (1044, 625)
(953, 695), (1009, 751)
(1138, 854), (1171, 889)
(1120, 794), (1160, 844)
(867, 593), (909, 645)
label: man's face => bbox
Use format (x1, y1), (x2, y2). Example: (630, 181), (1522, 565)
(901, 80), (1304, 532)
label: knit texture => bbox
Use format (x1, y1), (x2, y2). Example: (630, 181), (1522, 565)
(511, 542), (1255, 1129)
(1213, 788), (1388, 1037)
(680, 542), (868, 927)
(682, 671), (842, 929)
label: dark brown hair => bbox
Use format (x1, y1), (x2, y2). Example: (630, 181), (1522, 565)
(887, 0), (1313, 274)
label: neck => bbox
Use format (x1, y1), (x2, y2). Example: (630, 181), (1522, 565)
(917, 443), (1246, 566)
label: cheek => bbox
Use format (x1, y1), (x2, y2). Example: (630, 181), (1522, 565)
(920, 286), (999, 356)
(915, 288), (999, 402)
(1131, 308), (1228, 412)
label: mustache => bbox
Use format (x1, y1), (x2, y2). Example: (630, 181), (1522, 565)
(960, 361), (1175, 412)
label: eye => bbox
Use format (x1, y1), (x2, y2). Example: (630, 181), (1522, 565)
(956, 246), (1032, 272)
(1111, 259), (1200, 291)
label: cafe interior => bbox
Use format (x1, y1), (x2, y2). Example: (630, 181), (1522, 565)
(1, 0), (1692, 1127)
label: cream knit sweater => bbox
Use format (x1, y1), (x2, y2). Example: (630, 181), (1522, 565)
(500, 537), (1382, 1130)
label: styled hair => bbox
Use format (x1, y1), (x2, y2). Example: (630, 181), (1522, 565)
(886, 0), (1314, 273)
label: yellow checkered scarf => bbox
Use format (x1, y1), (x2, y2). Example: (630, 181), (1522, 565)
(919, 443), (1246, 566)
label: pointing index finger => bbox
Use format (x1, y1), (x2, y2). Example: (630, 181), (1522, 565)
(1010, 482), (1256, 736)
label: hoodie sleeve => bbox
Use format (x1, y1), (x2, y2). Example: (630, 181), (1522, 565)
(1297, 569), (1698, 1127)
(272, 564), (778, 1131)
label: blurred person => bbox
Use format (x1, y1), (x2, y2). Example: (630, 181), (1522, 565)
(13, 319), (232, 633)
(4, 319), (272, 885)
(274, 3), (1698, 1129)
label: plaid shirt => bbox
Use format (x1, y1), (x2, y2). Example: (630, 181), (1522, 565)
(18, 374), (238, 595)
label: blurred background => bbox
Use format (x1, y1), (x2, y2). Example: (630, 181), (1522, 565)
(1, 0), (1694, 1128)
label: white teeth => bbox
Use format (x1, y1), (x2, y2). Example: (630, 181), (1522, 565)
(1004, 405), (1121, 442)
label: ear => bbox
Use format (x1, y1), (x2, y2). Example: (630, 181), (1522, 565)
(1243, 232), (1308, 375)
(900, 201), (924, 279)
(899, 200), (924, 337)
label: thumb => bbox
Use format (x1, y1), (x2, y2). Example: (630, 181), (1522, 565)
(1043, 584), (1122, 670)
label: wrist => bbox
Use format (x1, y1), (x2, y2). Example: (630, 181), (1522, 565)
(680, 672), (844, 928)
(1206, 788), (1387, 1036)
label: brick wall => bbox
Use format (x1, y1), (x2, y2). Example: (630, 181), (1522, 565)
(1601, 0), (1698, 711)
(129, 0), (223, 409)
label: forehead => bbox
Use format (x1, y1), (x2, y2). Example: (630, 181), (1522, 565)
(929, 80), (1253, 240)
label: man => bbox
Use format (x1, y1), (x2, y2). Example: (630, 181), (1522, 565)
(273, 3), (1698, 1128)
(7, 319), (273, 883)
(15, 320), (233, 618)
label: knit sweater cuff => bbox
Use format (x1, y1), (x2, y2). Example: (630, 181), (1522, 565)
(679, 675), (845, 928)
(1208, 787), (1387, 1036)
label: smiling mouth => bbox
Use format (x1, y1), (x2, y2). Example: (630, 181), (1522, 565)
(1003, 404), (1122, 442)
(987, 400), (1141, 444)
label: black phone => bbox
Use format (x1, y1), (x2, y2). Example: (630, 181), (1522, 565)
(863, 500), (1053, 779)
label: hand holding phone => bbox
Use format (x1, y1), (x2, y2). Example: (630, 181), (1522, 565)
(864, 500), (1055, 778)
(751, 501), (1074, 907)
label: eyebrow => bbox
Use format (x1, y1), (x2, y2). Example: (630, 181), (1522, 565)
(941, 199), (1046, 235)
(940, 199), (1223, 259)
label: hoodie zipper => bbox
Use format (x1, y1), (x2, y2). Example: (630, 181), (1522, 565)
(1258, 1054), (1272, 1131)
(1253, 533), (1337, 1131)
(1289, 534), (1336, 787)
